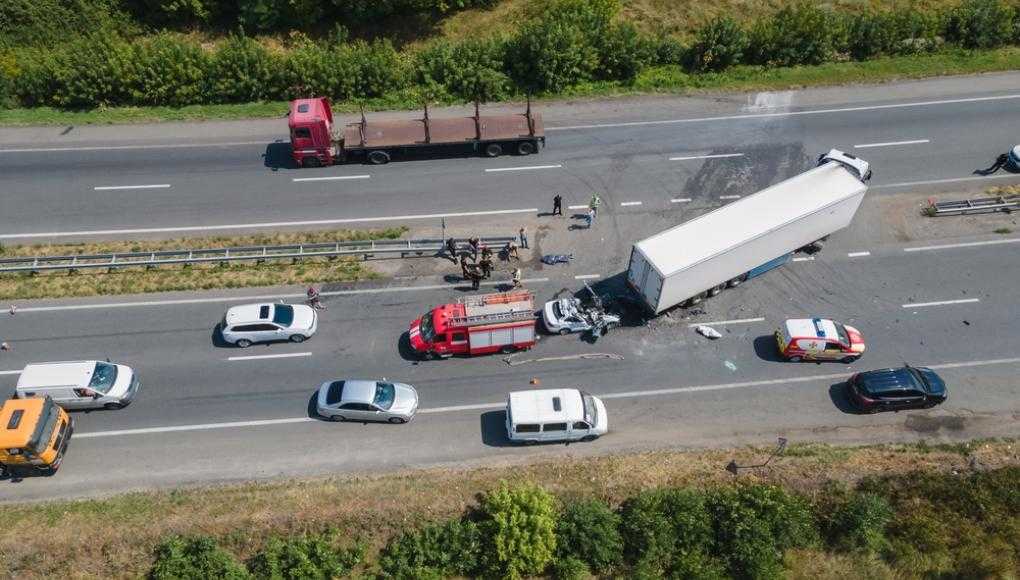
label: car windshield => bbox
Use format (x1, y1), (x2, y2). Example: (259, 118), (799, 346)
(552, 301), (563, 320)
(834, 323), (850, 345)
(88, 362), (118, 394)
(373, 382), (396, 410)
(273, 305), (295, 326)
(582, 392), (597, 426)
(419, 311), (436, 341)
(913, 368), (945, 394)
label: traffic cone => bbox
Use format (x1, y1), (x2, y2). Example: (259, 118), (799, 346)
(529, 378), (540, 386)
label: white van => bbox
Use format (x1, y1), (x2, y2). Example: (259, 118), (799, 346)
(16, 361), (139, 410)
(506, 388), (608, 443)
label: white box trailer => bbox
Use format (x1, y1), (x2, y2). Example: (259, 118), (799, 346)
(627, 150), (870, 315)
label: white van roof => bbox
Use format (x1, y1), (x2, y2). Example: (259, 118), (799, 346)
(17, 361), (97, 390)
(508, 388), (584, 424)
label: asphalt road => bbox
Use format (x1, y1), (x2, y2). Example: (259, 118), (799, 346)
(1, 74), (1019, 241)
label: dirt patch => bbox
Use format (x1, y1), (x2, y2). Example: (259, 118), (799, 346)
(872, 186), (1019, 244)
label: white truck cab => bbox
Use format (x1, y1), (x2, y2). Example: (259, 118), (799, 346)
(16, 360), (139, 410)
(506, 388), (607, 443)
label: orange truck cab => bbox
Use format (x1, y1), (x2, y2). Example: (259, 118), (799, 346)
(289, 97), (337, 168)
(0, 396), (73, 476)
(776, 318), (865, 363)
(409, 291), (537, 359)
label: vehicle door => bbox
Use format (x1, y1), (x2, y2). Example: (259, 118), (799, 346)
(821, 340), (847, 360)
(571, 420), (592, 440)
(795, 338), (826, 359)
(251, 323), (283, 343)
(541, 422), (569, 441)
(893, 390), (927, 410)
(449, 331), (468, 354)
(338, 402), (374, 421)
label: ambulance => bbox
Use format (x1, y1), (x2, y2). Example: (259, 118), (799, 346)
(775, 318), (865, 363)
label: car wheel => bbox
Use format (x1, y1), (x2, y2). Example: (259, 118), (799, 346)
(788, 356), (802, 363)
(104, 402), (125, 410)
(235, 339), (253, 348)
(388, 417), (406, 424)
(841, 356), (858, 364)
(558, 328), (570, 336)
(329, 414), (344, 422)
(581, 434), (599, 442)
(289, 334), (306, 343)
(500, 345), (516, 354)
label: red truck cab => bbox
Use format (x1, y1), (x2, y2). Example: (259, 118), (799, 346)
(289, 97), (336, 167)
(409, 291), (537, 359)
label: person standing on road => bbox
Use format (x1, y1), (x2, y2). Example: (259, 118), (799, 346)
(519, 226), (528, 249)
(589, 192), (602, 216)
(468, 237), (480, 261)
(507, 240), (520, 260)
(585, 207), (595, 228)
(512, 268), (522, 288)
(460, 253), (471, 279)
(468, 267), (482, 290)
(445, 237), (458, 262)
(552, 194), (563, 216)
(975, 153), (1010, 175)
(479, 256), (493, 279)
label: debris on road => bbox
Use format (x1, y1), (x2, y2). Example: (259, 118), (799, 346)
(504, 353), (624, 366)
(696, 325), (722, 339)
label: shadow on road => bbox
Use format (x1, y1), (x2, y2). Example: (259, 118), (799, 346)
(263, 142), (296, 170)
(480, 410), (513, 447)
(752, 335), (785, 362)
(397, 331), (423, 363)
(828, 382), (861, 414)
(306, 391), (328, 421)
(211, 324), (232, 348)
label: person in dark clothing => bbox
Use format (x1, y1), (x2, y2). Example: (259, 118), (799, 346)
(468, 268), (482, 290)
(552, 194), (563, 216)
(445, 237), (458, 262)
(481, 245), (493, 261)
(975, 153), (1010, 175)
(468, 237), (480, 261)
(460, 254), (470, 279)
(479, 256), (493, 278)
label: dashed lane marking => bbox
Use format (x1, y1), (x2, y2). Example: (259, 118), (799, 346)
(719, 195), (741, 200)
(574, 274), (601, 280)
(485, 164), (562, 173)
(292, 175), (370, 182)
(853, 139), (929, 149)
(227, 352), (313, 362)
(670, 198), (692, 203)
(792, 256), (815, 262)
(669, 153), (744, 161)
(847, 251), (871, 257)
(902, 298), (981, 308)
(620, 201), (642, 207)
(686, 317), (766, 327)
(904, 238), (1020, 252)
(93, 184), (171, 191)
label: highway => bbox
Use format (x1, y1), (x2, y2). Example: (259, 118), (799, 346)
(1, 72), (1019, 501)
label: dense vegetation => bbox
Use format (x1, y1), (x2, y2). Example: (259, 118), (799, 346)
(147, 467), (1020, 579)
(1, 0), (1019, 111)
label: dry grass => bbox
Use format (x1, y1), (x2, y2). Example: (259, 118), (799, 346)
(1, 440), (1016, 578)
(0, 228), (406, 300)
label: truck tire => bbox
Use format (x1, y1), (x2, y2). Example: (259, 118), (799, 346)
(302, 157), (322, 168)
(708, 284), (725, 297)
(485, 143), (503, 157)
(368, 150), (390, 165)
(516, 141), (536, 155)
(684, 292), (706, 307)
(500, 345), (516, 354)
(727, 274), (748, 288)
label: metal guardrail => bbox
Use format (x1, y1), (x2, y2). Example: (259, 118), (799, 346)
(925, 195), (1019, 216)
(0, 236), (516, 274)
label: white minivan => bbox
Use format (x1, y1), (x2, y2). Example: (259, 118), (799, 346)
(506, 388), (608, 443)
(16, 360), (139, 410)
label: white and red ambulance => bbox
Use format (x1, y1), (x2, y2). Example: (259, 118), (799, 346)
(775, 318), (865, 363)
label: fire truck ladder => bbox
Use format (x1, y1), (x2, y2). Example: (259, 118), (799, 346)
(459, 291), (533, 307)
(449, 309), (535, 327)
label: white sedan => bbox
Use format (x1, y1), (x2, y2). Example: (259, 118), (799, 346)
(316, 380), (419, 424)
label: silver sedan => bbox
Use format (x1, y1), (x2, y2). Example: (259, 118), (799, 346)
(316, 379), (418, 424)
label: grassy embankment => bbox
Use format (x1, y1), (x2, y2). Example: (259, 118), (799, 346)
(0, 228), (406, 300)
(2, 46), (1018, 126)
(0, 440), (1016, 577)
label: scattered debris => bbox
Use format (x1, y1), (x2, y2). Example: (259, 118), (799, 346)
(504, 353), (624, 366)
(696, 325), (722, 339)
(724, 361), (737, 372)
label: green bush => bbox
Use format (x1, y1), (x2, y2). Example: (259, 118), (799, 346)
(594, 22), (654, 82)
(506, 17), (598, 93)
(478, 482), (558, 579)
(619, 490), (675, 569)
(620, 488), (719, 576)
(826, 493), (893, 553)
(49, 35), (138, 108)
(709, 490), (783, 580)
(247, 531), (362, 580)
(205, 34), (278, 103)
(132, 34), (209, 107)
(0, 51), (17, 108)
(555, 499), (623, 574)
(749, 3), (845, 66)
(846, 10), (943, 59)
(0, 0), (137, 48)
(946, 0), (1016, 48)
(347, 39), (405, 99)
(686, 16), (749, 72)
(416, 38), (510, 102)
(135, 0), (211, 27)
(150, 535), (250, 580)
(378, 519), (482, 578)
(547, 555), (589, 580)
(651, 35), (687, 66)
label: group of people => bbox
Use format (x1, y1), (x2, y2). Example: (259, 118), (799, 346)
(551, 192), (602, 227)
(447, 237), (522, 290)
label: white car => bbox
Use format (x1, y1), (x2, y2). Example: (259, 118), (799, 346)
(220, 303), (317, 348)
(316, 379), (419, 424)
(542, 296), (621, 335)
(16, 360), (139, 410)
(506, 388), (608, 443)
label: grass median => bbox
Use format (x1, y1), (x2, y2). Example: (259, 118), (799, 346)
(1, 47), (1018, 127)
(0, 228), (407, 301)
(0, 439), (1016, 577)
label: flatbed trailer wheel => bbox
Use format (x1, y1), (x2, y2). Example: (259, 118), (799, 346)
(368, 150), (390, 165)
(517, 141), (536, 155)
(485, 143), (503, 157)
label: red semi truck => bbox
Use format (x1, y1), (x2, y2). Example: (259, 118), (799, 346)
(288, 98), (545, 167)
(408, 291), (537, 359)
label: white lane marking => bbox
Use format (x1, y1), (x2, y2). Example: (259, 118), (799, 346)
(873, 174), (1019, 189)
(227, 352), (312, 362)
(0, 140), (268, 154)
(669, 153), (744, 161)
(792, 256), (815, 262)
(853, 139), (929, 149)
(847, 251), (871, 257)
(904, 238), (1020, 252)
(719, 195), (741, 200)
(13, 278), (553, 313)
(485, 164), (562, 173)
(686, 316), (766, 327)
(93, 184), (171, 191)
(546, 93), (1020, 131)
(0, 370), (21, 376)
(76, 355), (1020, 438)
(0, 208), (541, 240)
(292, 175), (370, 182)
(567, 204), (588, 210)
(620, 201), (642, 207)
(670, 198), (691, 203)
(902, 298), (980, 308)
(574, 274), (601, 280)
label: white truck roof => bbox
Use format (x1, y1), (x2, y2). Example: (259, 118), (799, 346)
(17, 361), (96, 389)
(635, 156), (868, 278)
(508, 388), (584, 424)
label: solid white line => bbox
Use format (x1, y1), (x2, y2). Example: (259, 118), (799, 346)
(904, 238), (1020, 252)
(686, 316), (766, 327)
(227, 352), (312, 362)
(0, 370), (21, 376)
(620, 201), (642, 207)
(669, 153), (744, 161)
(847, 251), (871, 257)
(73, 355), (1020, 439)
(719, 195), (741, 200)
(853, 139), (929, 149)
(93, 184), (171, 191)
(670, 198), (692, 203)
(902, 298), (980, 308)
(485, 164), (562, 173)
(574, 274), (601, 280)
(873, 174), (1019, 189)
(567, 205), (588, 210)
(13, 278), (553, 314)
(546, 93), (1020, 131)
(792, 256), (815, 262)
(0, 208), (541, 240)
(292, 175), (370, 182)
(0, 141), (268, 154)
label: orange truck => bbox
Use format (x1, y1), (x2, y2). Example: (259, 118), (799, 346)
(0, 395), (73, 476)
(408, 291), (537, 359)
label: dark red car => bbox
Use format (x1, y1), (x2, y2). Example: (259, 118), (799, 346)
(847, 365), (947, 413)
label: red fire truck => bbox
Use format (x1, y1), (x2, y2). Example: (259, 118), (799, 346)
(408, 291), (537, 359)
